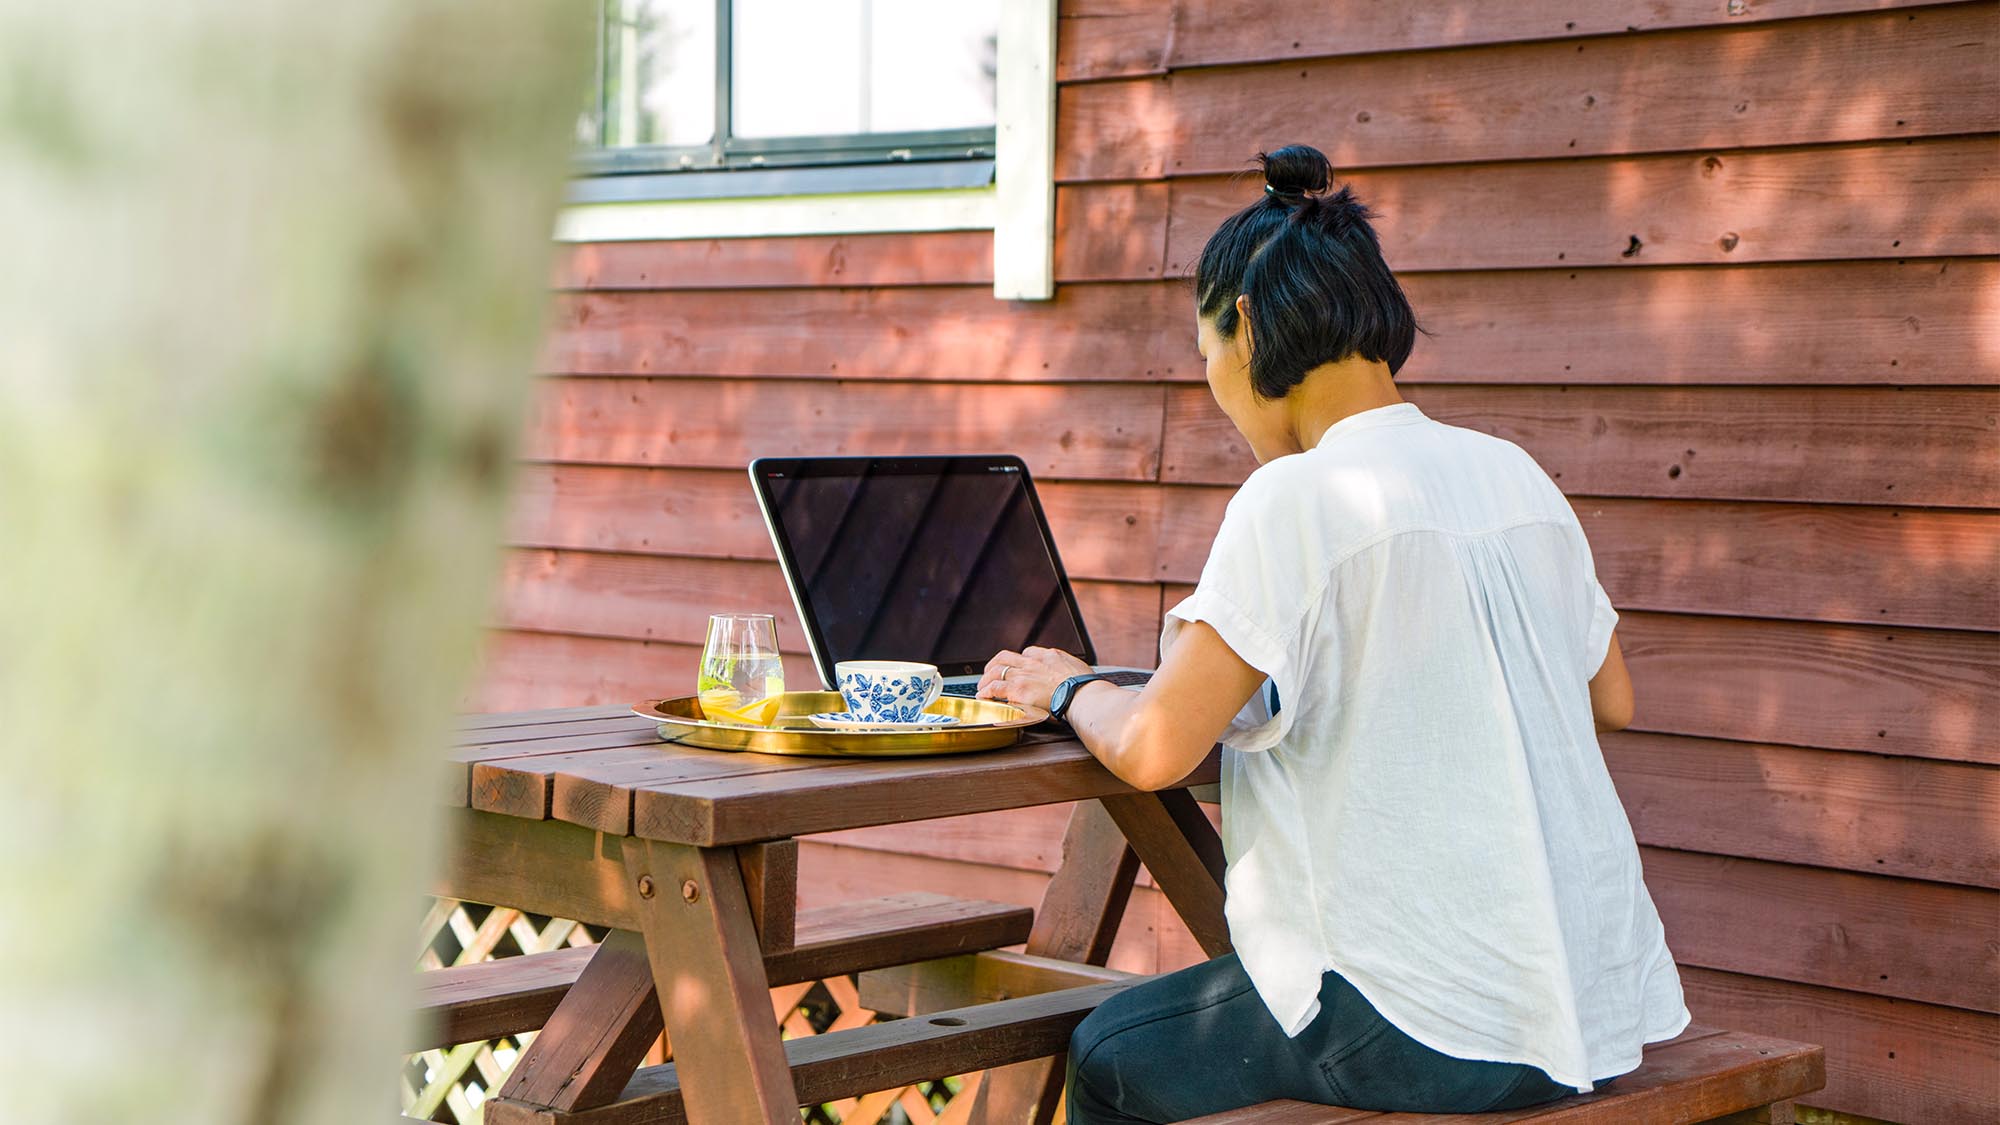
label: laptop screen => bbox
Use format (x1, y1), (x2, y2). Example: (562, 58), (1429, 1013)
(752, 456), (1095, 681)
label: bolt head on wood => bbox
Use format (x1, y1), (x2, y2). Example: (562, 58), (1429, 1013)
(681, 879), (701, 903)
(637, 874), (656, 898)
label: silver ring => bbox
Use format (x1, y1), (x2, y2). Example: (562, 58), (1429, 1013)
(999, 666), (1010, 681)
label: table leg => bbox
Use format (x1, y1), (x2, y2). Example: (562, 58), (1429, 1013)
(1101, 788), (1231, 957)
(968, 801), (1140, 1125)
(622, 836), (800, 1123)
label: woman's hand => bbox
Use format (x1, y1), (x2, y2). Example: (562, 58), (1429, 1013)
(977, 646), (1092, 711)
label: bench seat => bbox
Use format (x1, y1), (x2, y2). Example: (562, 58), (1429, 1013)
(410, 892), (1033, 1050)
(1182, 1026), (1824, 1125)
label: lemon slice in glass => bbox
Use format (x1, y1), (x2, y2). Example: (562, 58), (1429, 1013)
(699, 688), (782, 727)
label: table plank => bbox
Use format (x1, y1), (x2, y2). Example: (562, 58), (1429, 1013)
(457, 705), (631, 732)
(450, 729), (669, 809)
(549, 747), (822, 836)
(453, 713), (655, 746)
(629, 740), (1223, 846)
(472, 743), (804, 825)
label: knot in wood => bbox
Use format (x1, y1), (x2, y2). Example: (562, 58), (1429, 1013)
(681, 879), (701, 903)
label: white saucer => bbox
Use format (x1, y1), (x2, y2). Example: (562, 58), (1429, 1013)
(807, 712), (962, 732)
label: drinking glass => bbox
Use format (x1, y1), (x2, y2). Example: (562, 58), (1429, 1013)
(698, 613), (785, 725)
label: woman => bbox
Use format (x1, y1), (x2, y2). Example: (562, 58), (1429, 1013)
(978, 144), (1688, 1122)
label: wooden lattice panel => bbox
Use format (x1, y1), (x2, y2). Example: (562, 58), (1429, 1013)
(405, 899), (982, 1124)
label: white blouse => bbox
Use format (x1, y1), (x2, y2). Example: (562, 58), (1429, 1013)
(1163, 402), (1688, 1090)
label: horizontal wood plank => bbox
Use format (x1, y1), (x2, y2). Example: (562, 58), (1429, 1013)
(448, 726), (668, 808)
(507, 467), (1168, 586)
(1056, 0), (1960, 81)
(469, 739), (807, 826)
(542, 285), (1187, 382)
(1606, 732), (2000, 888)
(1400, 259), (1991, 386)
(539, 261), (1996, 386)
(1641, 846), (1998, 1011)
(797, 733), (2000, 892)
(1681, 967), (2000, 1124)
(457, 705), (631, 731)
(1056, 179), (1171, 281)
(552, 231), (992, 291)
(1157, 591), (1997, 763)
(502, 981), (1140, 1125)
(1574, 500), (2000, 632)
(1158, 487), (1998, 631)
(630, 744), (1221, 847)
(1228, 1030), (1823, 1125)
(415, 893), (1033, 1050)
(525, 376), (1166, 481)
(548, 181), (1170, 290)
(1161, 385), (2000, 507)
(796, 838), (1196, 977)
(1164, 139), (2000, 273)
(809, 733), (2000, 890)
(1056, 5), (1997, 179)
(452, 713), (659, 748)
(1619, 612), (1997, 763)
(509, 468), (1997, 632)
(470, 631), (820, 713)
(858, 949), (1137, 1018)
(495, 549), (1163, 669)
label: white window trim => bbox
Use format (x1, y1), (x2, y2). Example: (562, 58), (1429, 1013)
(553, 0), (1058, 301)
(992, 0), (1057, 300)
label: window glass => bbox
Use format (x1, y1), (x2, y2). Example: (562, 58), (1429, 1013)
(731, 0), (997, 140)
(597, 0), (716, 148)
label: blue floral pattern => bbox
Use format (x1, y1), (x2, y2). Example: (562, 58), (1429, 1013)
(837, 667), (941, 723)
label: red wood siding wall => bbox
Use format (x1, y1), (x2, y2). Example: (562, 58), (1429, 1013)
(478, 2), (1999, 1120)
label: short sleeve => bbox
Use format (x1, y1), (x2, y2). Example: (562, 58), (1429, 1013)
(1160, 470), (1326, 753)
(1572, 519), (1619, 675)
(1585, 577), (1619, 676)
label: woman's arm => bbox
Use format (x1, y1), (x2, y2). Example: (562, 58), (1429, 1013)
(1589, 631), (1634, 733)
(978, 622), (1266, 791)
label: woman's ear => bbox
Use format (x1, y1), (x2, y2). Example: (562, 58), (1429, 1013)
(1234, 294), (1254, 360)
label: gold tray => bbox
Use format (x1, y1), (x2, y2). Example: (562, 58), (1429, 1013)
(634, 692), (1049, 757)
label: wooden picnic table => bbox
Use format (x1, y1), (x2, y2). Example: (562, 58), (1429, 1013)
(437, 704), (1232, 1125)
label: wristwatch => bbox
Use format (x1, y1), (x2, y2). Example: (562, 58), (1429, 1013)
(1049, 673), (1114, 723)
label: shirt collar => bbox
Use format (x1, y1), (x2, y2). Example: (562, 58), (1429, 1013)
(1315, 401), (1426, 448)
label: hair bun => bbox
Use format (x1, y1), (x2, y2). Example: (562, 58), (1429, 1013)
(1258, 144), (1333, 199)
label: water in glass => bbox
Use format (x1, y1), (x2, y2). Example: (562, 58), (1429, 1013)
(698, 613), (785, 725)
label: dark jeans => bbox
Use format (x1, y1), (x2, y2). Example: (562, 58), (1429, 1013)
(1064, 953), (1579, 1123)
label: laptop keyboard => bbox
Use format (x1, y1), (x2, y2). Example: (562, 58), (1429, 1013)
(943, 669), (1153, 698)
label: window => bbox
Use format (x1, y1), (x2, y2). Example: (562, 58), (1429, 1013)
(576, 0), (999, 176)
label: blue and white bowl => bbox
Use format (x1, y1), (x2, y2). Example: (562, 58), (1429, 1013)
(834, 660), (943, 724)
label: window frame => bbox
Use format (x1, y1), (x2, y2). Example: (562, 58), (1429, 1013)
(556, 0), (1054, 301)
(577, 0), (999, 178)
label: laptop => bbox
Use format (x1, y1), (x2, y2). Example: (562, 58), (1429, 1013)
(748, 454), (1155, 697)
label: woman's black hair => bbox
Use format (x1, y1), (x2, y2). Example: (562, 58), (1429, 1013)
(1195, 144), (1419, 398)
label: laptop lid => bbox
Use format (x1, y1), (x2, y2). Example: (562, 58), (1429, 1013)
(749, 455), (1098, 688)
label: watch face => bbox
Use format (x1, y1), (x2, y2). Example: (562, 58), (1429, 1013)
(1052, 674), (1096, 720)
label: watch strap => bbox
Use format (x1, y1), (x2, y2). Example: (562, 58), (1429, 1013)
(1050, 673), (1113, 721)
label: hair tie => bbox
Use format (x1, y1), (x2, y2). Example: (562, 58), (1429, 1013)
(1263, 183), (1303, 202)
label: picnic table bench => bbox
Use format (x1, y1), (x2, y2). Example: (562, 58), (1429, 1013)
(415, 705), (1822, 1124)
